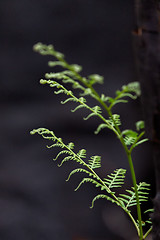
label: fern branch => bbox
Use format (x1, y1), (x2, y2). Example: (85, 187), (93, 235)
(118, 182), (150, 210)
(90, 194), (119, 208)
(40, 79), (120, 137)
(66, 168), (96, 182)
(104, 168), (126, 189)
(31, 128), (123, 204)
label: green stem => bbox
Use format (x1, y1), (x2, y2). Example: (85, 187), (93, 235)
(127, 153), (143, 240)
(143, 226), (152, 239)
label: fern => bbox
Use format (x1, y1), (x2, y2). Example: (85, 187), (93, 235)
(104, 168), (126, 189)
(66, 168), (96, 182)
(94, 123), (109, 134)
(100, 81), (141, 110)
(118, 182), (150, 210)
(74, 178), (105, 192)
(32, 43), (152, 240)
(88, 156), (101, 169)
(91, 194), (119, 208)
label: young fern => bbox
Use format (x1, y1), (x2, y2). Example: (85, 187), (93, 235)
(32, 43), (152, 240)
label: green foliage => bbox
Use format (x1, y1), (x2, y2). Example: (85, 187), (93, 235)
(32, 43), (153, 240)
(103, 168), (126, 189)
(119, 182), (150, 209)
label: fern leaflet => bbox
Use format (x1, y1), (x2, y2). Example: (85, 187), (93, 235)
(91, 194), (120, 208)
(104, 168), (126, 189)
(118, 182), (150, 210)
(88, 156), (101, 169)
(74, 178), (105, 191)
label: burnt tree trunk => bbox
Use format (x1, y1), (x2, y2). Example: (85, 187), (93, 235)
(133, 0), (160, 239)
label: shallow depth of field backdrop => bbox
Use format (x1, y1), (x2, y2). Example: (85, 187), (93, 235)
(0, 1), (154, 240)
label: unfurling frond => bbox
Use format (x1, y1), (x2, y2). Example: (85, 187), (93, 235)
(30, 128), (64, 147)
(66, 168), (96, 182)
(88, 156), (101, 169)
(101, 81), (141, 110)
(122, 129), (148, 151)
(91, 194), (120, 208)
(88, 74), (104, 85)
(136, 121), (145, 131)
(58, 155), (76, 167)
(122, 130), (138, 146)
(94, 123), (109, 134)
(77, 149), (87, 159)
(53, 149), (72, 161)
(83, 106), (102, 120)
(94, 115), (121, 134)
(104, 168), (126, 189)
(118, 182), (150, 210)
(70, 64), (83, 73)
(30, 128), (86, 168)
(74, 178), (105, 191)
(100, 94), (110, 102)
(122, 82), (141, 97)
(33, 42), (64, 59)
(39, 79), (109, 129)
(107, 114), (121, 128)
(67, 142), (75, 150)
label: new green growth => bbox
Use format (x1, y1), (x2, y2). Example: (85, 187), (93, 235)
(31, 43), (153, 240)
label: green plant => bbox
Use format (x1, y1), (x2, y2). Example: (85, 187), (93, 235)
(31, 42), (153, 240)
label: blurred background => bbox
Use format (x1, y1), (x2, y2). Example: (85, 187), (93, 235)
(0, 0), (154, 239)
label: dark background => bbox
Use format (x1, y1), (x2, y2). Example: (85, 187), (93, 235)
(0, 1), (154, 240)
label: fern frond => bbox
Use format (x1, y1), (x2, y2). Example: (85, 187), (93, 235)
(53, 149), (72, 161)
(107, 114), (121, 127)
(94, 115), (121, 134)
(122, 129), (148, 152)
(105, 81), (141, 110)
(67, 142), (75, 150)
(88, 156), (101, 169)
(104, 168), (126, 189)
(91, 194), (120, 208)
(60, 97), (77, 104)
(30, 127), (62, 142)
(33, 43), (65, 59)
(70, 64), (83, 73)
(136, 121), (145, 131)
(94, 123), (109, 134)
(45, 72), (86, 93)
(30, 128), (85, 167)
(39, 79), (120, 138)
(47, 61), (66, 68)
(47, 143), (64, 149)
(118, 182), (150, 210)
(74, 178), (105, 191)
(58, 155), (76, 167)
(88, 74), (104, 85)
(71, 104), (86, 113)
(123, 82), (141, 97)
(100, 94), (110, 102)
(124, 135), (137, 146)
(39, 79), (105, 121)
(77, 149), (87, 159)
(66, 168), (96, 182)
(45, 72), (68, 80)
(122, 130), (138, 146)
(83, 106), (102, 120)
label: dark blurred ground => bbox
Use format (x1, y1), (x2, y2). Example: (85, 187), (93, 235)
(0, 1), (154, 240)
